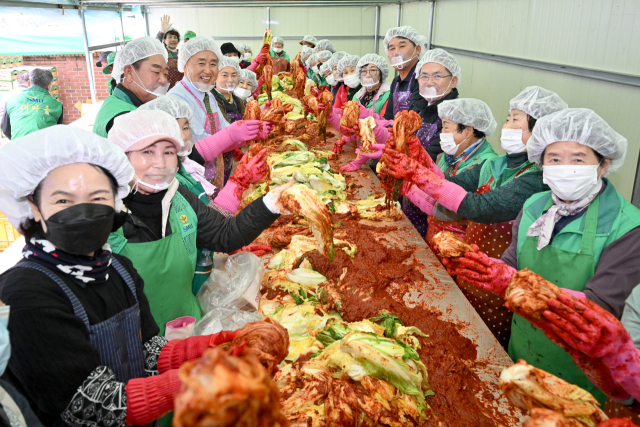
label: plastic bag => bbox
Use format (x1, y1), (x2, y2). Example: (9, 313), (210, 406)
(194, 252), (266, 335)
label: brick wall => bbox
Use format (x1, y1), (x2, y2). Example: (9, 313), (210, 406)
(24, 52), (111, 124)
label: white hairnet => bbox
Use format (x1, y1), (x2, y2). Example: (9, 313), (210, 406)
(357, 53), (390, 83)
(178, 35), (223, 73)
(438, 98), (498, 136)
(337, 55), (360, 76)
(306, 53), (318, 69)
(318, 63), (330, 75)
(509, 86), (569, 120)
(112, 36), (168, 84)
(383, 26), (427, 57)
(217, 56), (241, 74)
(271, 36), (284, 48)
(316, 50), (332, 61)
(301, 46), (314, 61)
(327, 51), (348, 70)
(527, 108), (627, 174)
(301, 35), (318, 46)
(239, 69), (258, 90)
(138, 95), (193, 123)
(238, 43), (251, 53)
(415, 48), (462, 85)
(315, 39), (335, 53)
(108, 110), (184, 153)
(0, 126), (134, 229)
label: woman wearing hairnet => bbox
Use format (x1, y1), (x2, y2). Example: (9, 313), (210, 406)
(301, 46), (314, 75)
(167, 36), (271, 191)
(326, 51), (348, 103)
(106, 109), (287, 335)
(94, 36), (169, 138)
(270, 36), (291, 74)
(237, 43), (253, 68)
(299, 35), (317, 49)
(237, 68), (259, 101)
(314, 51), (333, 86)
(448, 109), (640, 403)
(138, 97), (269, 294)
(0, 126), (254, 427)
(314, 39), (336, 54)
(306, 53), (319, 83)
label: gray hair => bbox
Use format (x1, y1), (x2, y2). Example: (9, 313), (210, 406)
(29, 68), (54, 89)
(17, 71), (30, 84)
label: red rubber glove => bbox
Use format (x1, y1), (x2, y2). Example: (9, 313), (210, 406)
(229, 243), (273, 257)
(233, 148), (244, 161)
(340, 144), (384, 172)
(600, 420), (640, 427)
(126, 369), (181, 426)
(332, 136), (350, 154)
(543, 294), (640, 401)
(252, 74), (266, 98)
(247, 52), (268, 72)
(452, 251), (516, 297)
(230, 147), (268, 189)
(156, 331), (239, 373)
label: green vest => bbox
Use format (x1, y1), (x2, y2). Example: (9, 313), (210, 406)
(269, 50), (291, 63)
(93, 87), (138, 137)
(176, 166), (209, 204)
(437, 140), (498, 177)
(6, 86), (63, 140)
(477, 155), (539, 190)
(364, 90), (390, 116)
(510, 180), (640, 403)
(107, 77), (116, 96)
(108, 190), (201, 335)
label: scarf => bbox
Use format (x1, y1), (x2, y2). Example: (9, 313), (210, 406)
(526, 179), (603, 250)
(22, 236), (113, 286)
(183, 158), (217, 196)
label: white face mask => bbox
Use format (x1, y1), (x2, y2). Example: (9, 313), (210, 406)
(361, 76), (380, 88)
(243, 53), (252, 60)
(344, 74), (360, 88)
(178, 139), (195, 157)
(500, 128), (528, 154)
(420, 78), (453, 102)
(228, 56), (241, 64)
(186, 68), (215, 93)
(273, 47), (283, 53)
(326, 74), (337, 86)
(390, 47), (417, 70)
(234, 86), (252, 100)
(440, 131), (468, 156)
(543, 164), (601, 202)
(132, 68), (169, 98)
(132, 167), (179, 193)
(312, 66), (319, 74)
(218, 82), (237, 92)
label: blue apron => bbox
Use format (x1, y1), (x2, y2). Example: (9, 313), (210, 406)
(13, 258), (146, 424)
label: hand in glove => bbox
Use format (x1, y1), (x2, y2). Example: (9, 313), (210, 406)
(247, 52), (268, 72)
(406, 136), (444, 177)
(452, 251), (516, 297)
(252, 74), (266, 98)
(156, 330), (240, 373)
(404, 184), (437, 215)
(195, 120), (272, 162)
(214, 148), (268, 213)
(126, 369), (182, 426)
(332, 136), (353, 154)
(340, 144), (384, 172)
(229, 243), (273, 257)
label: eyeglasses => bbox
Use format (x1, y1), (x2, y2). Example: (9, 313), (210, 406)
(417, 74), (452, 82)
(361, 69), (380, 76)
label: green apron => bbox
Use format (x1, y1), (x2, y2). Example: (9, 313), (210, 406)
(175, 166), (213, 295)
(5, 86), (63, 139)
(510, 196), (606, 403)
(108, 191), (201, 335)
(93, 87), (137, 137)
(477, 155), (539, 191)
(437, 140), (498, 177)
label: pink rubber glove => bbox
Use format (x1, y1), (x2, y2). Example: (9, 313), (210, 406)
(327, 107), (343, 131)
(359, 107), (394, 127)
(261, 100), (272, 113)
(542, 293), (639, 400)
(195, 120), (272, 162)
(372, 124), (390, 144)
(340, 144), (384, 172)
(332, 136), (354, 154)
(381, 149), (467, 213)
(404, 184), (436, 215)
(252, 74), (266, 98)
(452, 251), (517, 297)
(247, 52), (268, 72)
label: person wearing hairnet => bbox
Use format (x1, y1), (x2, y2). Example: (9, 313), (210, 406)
(94, 36), (169, 138)
(237, 68), (258, 101)
(0, 126), (252, 427)
(270, 36), (291, 74)
(107, 110), (288, 334)
(300, 35), (317, 49)
(447, 109), (640, 403)
(167, 36), (271, 190)
(333, 54), (361, 109)
(352, 54), (391, 116)
(183, 30), (196, 43)
(306, 53), (319, 83)
(301, 46), (314, 75)
(326, 51), (348, 103)
(318, 63), (333, 89)
(138, 97), (270, 293)
(237, 43), (252, 68)
(313, 51), (333, 86)
(212, 57), (246, 183)
(314, 39), (336, 54)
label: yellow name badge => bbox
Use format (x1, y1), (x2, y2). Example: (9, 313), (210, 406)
(179, 214), (188, 224)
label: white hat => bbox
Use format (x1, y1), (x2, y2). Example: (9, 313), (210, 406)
(383, 26), (427, 57)
(357, 53), (390, 83)
(509, 86), (568, 120)
(108, 110), (184, 153)
(138, 95), (193, 123)
(0, 126), (134, 229)
(438, 98), (498, 136)
(528, 108), (627, 175)
(415, 48), (462, 85)
(112, 36), (168, 84)
(178, 35), (223, 73)
(300, 35), (318, 46)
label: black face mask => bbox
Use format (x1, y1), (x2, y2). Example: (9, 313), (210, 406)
(43, 204), (115, 255)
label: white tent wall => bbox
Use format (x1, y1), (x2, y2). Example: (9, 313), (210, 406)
(147, 6), (379, 58)
(398, 0), (640, 201)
